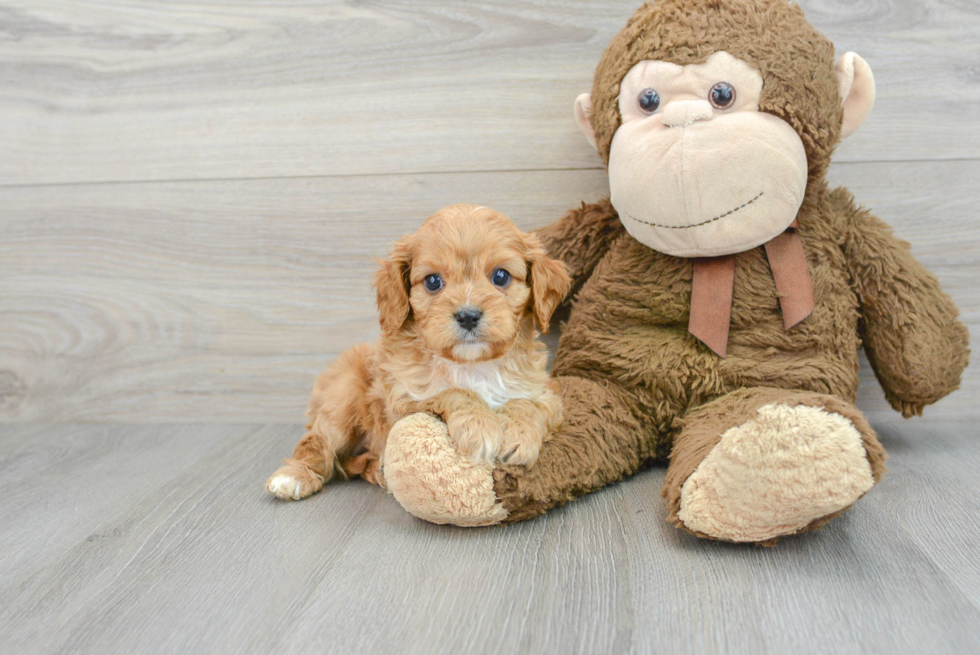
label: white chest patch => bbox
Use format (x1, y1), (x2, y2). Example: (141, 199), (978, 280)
(408, 358), (529, 409)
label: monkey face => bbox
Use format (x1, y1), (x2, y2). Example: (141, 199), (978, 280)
(605, 52), (808, 258)
(572, 1), (877, 259)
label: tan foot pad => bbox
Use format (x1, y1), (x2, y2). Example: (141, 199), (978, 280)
(384, 413), (509, 527)
(678, 403), (874, 543)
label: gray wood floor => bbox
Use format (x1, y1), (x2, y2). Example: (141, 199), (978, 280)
(1, 421), (979, 654)
(3, 1), (980, 653)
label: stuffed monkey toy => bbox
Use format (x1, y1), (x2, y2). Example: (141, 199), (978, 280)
(381, 0), (969, 543)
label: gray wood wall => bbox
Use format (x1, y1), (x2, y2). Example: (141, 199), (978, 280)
(1, 0), (977, 424)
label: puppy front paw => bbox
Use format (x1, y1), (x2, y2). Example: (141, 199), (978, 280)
(496, 409), (547, 467)
(446, 412), (504, 464)
(500, 437), (542, 467)
(498, 420), (545, 467)
(265, 464), (325, 500)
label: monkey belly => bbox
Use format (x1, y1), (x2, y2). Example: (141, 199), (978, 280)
(551, 237), (863, 455)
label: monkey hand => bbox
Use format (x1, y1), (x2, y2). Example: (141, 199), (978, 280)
(382, 412), (508, 527)
(865, 305), (970, 418)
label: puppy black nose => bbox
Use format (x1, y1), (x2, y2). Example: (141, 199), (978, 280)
(454, 308), (483, 331)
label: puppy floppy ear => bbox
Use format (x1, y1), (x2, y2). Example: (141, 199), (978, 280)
(374, 236), (414, 336)
(525, 235), (571, 333)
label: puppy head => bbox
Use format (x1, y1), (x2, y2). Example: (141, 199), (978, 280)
(374, 204), (570, 363)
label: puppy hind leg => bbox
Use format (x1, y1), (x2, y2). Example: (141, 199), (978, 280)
(343, 452), (384, 488)
(266, 425), (344, 500)
(268, 343), (379, 500)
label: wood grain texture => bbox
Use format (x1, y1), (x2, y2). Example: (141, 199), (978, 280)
(2, 2), (977, 652)
(2, 161), (976, 423)
(1, 422), (979, 654)
(870, 422), (980, 609)
(1, 0), (978, 186)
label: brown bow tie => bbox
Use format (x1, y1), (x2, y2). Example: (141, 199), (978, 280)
(688, 220), (814, 358)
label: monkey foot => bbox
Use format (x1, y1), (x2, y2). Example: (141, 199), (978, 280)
(383, 413), (509, 527)
(672, 402), (876, 544)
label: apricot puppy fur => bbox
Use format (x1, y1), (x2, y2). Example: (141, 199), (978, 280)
(266, 204), (571, 500)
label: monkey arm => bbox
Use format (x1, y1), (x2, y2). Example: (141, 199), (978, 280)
(532, 198), (625, 298)
(835, 189), (970, 417)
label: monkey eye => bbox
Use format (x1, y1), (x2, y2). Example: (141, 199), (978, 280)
(491, 268), (511, 288)
(423, 274), (443, 292)
(709, 82), (736, 109)
(637, 88), (661, 114)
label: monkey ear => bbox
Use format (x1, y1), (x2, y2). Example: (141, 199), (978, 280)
(836, 52), (876, 139)
(374, 238), (413, 336)
(574, 93), (598, 150)
(526, 239), (572, 333)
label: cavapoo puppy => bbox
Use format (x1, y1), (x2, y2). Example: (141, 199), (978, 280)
(266, 204), (571, 500)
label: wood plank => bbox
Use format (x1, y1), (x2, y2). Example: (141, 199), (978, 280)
(1, 161), (976, 423)
(1, 0), (978, 186)
(869, 422), (980, 609)
(0, 423), (267, 598)
(0, 424), (635, 654)
(1, 422), (979, 653)
(617, 458), (980, 653)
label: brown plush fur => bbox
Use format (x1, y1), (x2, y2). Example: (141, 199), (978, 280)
(266, 205), (569, 500)
(591, 0), (842, 182)
(487, 0), (969, 540)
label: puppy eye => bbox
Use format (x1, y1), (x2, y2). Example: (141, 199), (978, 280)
(709, 82), (736, 109)
(423, 274), (443, 292)
(638, 88), (660, 114)
(490, 268), (511, 288)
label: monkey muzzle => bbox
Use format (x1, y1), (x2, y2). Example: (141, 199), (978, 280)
(607, 111), (808, 258)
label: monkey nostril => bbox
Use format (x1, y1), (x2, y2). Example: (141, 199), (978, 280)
(454, 308), (483, 331)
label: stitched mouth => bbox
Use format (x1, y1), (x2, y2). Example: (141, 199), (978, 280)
(625, 191), (764, 230)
